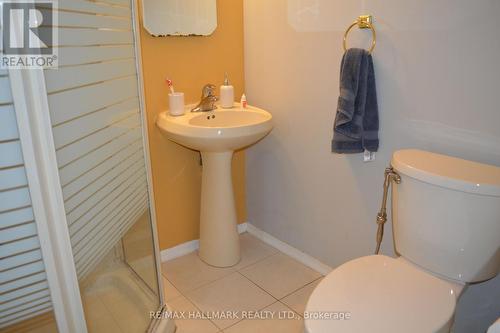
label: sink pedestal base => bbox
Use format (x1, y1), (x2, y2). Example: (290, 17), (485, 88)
(198, 151), (240, 267)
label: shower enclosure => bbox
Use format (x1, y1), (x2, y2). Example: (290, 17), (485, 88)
(0, 0), (171, 331)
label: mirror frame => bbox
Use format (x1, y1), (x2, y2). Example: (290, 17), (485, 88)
(142, 0), (218, 37)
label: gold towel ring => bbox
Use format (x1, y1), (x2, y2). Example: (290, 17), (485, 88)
(343, 15), (376, 54)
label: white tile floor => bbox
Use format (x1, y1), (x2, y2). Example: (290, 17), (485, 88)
(161, 233), (323, 333)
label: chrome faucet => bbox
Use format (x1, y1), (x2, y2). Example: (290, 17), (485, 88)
(191, 84), (218, 112)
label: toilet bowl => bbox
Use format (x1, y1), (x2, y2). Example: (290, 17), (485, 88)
(305, 255), (464, 333)
(488, 318), (500, 333)
(305, 150), (500, 333)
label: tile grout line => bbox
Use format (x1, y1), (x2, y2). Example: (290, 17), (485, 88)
(167, 270), (234, 295)
(234, 250), (280, 272)
(237, 270), (321, 318)
(236, 270), (280, 303)
(162, 248), (281, 331)
(276, 299), (304, 319)
(237, 252), (323, 301)
(220, 298), (281, 332)
(161, 234), (320, 331)
(163, 259), (246, 331)
(161, 235), (281, 298)
(221, 299), (303, 332)
(161, 264), (235, 295)
(168, 282), (221, 332)
(161, 266), (222, 331)
(167, 268), (280, 331)
(280, 277), (324, 318)
(181, 271), (277, 332)
(279, 276), (324, 303)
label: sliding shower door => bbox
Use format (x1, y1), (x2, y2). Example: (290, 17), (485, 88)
(40, 0), (161, 331)
(0, 71), (58, 332)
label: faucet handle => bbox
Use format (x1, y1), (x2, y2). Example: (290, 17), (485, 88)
(201, 84), (216, 98)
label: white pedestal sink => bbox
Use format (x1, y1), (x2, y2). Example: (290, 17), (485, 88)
(156, 104), (272, 267)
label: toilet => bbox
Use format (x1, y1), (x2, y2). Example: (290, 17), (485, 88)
(305, 149), (500, 333)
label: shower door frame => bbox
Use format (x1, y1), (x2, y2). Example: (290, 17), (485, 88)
(8, 0), (168, 331)
(9, 59), (88, 333)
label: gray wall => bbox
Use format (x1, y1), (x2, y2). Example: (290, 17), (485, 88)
(244, 0), (500, 331)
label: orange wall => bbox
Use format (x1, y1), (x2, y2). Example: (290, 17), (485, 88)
(139, 0), (246, 250)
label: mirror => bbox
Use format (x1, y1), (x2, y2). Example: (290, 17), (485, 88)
(142, 0), (217, 36)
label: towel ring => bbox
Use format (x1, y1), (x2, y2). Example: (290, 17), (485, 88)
(343, 15), (376, 54)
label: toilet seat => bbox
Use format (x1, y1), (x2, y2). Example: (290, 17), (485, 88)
(304, 255), (460, 333)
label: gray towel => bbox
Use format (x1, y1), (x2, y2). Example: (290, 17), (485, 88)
(332, 48), (379, 153)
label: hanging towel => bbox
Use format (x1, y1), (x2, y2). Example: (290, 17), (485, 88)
(332, 48), (379, 153)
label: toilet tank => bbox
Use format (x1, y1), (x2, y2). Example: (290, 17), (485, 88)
(391, 149), (500, 283)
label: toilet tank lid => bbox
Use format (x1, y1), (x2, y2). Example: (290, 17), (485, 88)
(391, 149), (500, 196)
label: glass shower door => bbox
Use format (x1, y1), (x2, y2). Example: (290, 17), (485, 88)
(40, 0), (161, 331)
(122, 210), (159, 293)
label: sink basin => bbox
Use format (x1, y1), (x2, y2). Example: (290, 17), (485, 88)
(156, 105), (272, 152)
(156, 104), (272, 267)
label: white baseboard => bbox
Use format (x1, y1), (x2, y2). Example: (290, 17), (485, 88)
(159, 222), (332, 276)
(160, 223), (248, 262)
(237, 222), (248, 234)
(160, 239), (199, 262)
(246, 223), (333, 276)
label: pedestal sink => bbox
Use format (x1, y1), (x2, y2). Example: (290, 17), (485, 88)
(156, 104), (272, 267)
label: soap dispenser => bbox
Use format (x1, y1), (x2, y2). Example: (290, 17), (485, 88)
(220, 72), (234, 108)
